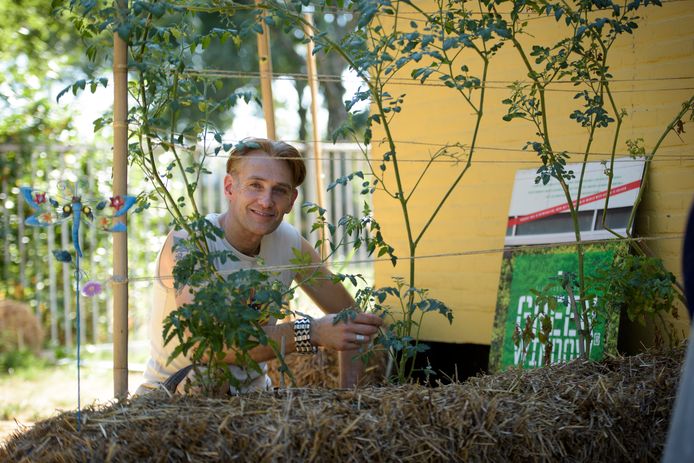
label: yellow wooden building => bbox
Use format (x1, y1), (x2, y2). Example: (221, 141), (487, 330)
(370, 1), (694, 359)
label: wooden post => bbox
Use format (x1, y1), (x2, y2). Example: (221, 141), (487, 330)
(303, 12), (328, 259)
(113, 4), (129, 399)
(255, 0), (276, 140)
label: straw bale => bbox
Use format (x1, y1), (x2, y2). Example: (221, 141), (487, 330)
(1, 347), (683, 462)
(0, 299), (43, 354)
(266, 348), (386, 388)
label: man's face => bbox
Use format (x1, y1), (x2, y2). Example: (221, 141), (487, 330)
(224, 151), (298, 242)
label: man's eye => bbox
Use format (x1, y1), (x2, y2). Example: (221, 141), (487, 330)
(250, 183), (263, 190)
(273, 188), (290, 197)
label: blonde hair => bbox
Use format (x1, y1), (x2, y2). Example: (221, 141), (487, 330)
(226, 137), (306, 187)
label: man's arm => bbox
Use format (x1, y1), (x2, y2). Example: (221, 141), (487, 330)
(294, 237), (378, 388)
(160, 233), (381, 376)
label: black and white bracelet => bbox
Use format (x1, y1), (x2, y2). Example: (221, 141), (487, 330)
(294, 317), (318, 355)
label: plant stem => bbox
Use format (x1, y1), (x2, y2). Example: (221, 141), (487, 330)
(414, 58), (488, 247)
(600, 83), (626, 239)
(626, 95), (694, 234)
(510, 30), (590, 356)
(563, 280), (586, 358)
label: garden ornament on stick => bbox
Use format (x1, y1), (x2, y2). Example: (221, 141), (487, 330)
(20, 180), (135, 430)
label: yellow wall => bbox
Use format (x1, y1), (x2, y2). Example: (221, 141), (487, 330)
(372, 2), (694, 344)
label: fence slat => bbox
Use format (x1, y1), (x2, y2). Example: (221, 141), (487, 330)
(357, 153), (370, 263)
(48, 226), (58, 345)
(2, 178), (10, 295)
(88, 158), (100, 345)
(59, 156), (72, 348)
(17, 168), (26, 294)
(333, 150), (345, 259)
(344, 151), (357, 261)
(30, 152), (43, 319)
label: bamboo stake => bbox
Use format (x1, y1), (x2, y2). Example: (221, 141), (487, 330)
(303, 12), (328, 259)
(255, 0), (276, 140)
(113, 7), (129, 399)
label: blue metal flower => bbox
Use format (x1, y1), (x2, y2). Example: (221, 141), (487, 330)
(20, 181), (136, 258)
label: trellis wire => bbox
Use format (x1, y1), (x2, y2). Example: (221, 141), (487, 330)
(4, 133), (693, 164)
(180, 68), (694, 93)
(135, 127), (694, 162)
(180, 0), (694, 17)
(121, 233), (685, 284)
(182, 68), (694, 85)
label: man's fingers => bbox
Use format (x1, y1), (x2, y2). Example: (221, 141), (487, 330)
(351, 325), (379, 337)
(353, 312), (383, 326)
(338, 341), (361, 351)
(354, 333), (373, 343)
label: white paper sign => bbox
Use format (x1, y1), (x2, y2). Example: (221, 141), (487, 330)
(508, 157), (645, 227)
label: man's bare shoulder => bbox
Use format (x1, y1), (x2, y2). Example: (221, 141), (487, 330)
(159, 229), (191, 289)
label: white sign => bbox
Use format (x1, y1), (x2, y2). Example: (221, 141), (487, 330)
(508, 157), (645, 225)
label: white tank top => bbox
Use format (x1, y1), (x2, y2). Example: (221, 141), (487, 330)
(137, 213), (302, 394)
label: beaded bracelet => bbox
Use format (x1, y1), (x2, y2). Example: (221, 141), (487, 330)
(294, 317), (318, 355)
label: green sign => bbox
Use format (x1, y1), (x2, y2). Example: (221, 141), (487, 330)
(489, 244), (621, 372)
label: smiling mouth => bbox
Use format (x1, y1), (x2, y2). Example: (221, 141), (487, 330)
(251, 208), (275, 218)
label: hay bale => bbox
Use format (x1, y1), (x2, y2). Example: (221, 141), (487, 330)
(266, 348), (386, 388)
(1, 347), (682, 462)
(0, 299), (43, 354)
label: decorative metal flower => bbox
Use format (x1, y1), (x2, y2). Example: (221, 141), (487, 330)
(19, 179), (137, 430)
(20, 180), (136, 257)
(81, 280), (103, 297)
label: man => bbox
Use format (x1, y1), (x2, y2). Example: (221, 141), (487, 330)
(662, 201), (694, 462)
(137, 137), (382, 394)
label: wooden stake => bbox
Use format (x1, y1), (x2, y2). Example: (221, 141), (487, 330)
(113, 5), (129, 399)
(255, 0), (276, 140)
(304, 12), (328, 260)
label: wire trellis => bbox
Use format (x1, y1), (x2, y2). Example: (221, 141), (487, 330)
(179, 69), (694, 94)
(104, 233), (686, 284)
(127, 128), (694, 163)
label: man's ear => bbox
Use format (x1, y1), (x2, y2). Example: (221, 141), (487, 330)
(287, 188), (299, 213)
(223, 174), (234, 200)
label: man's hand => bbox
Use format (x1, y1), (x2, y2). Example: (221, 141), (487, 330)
(311, 313), (383, 351)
